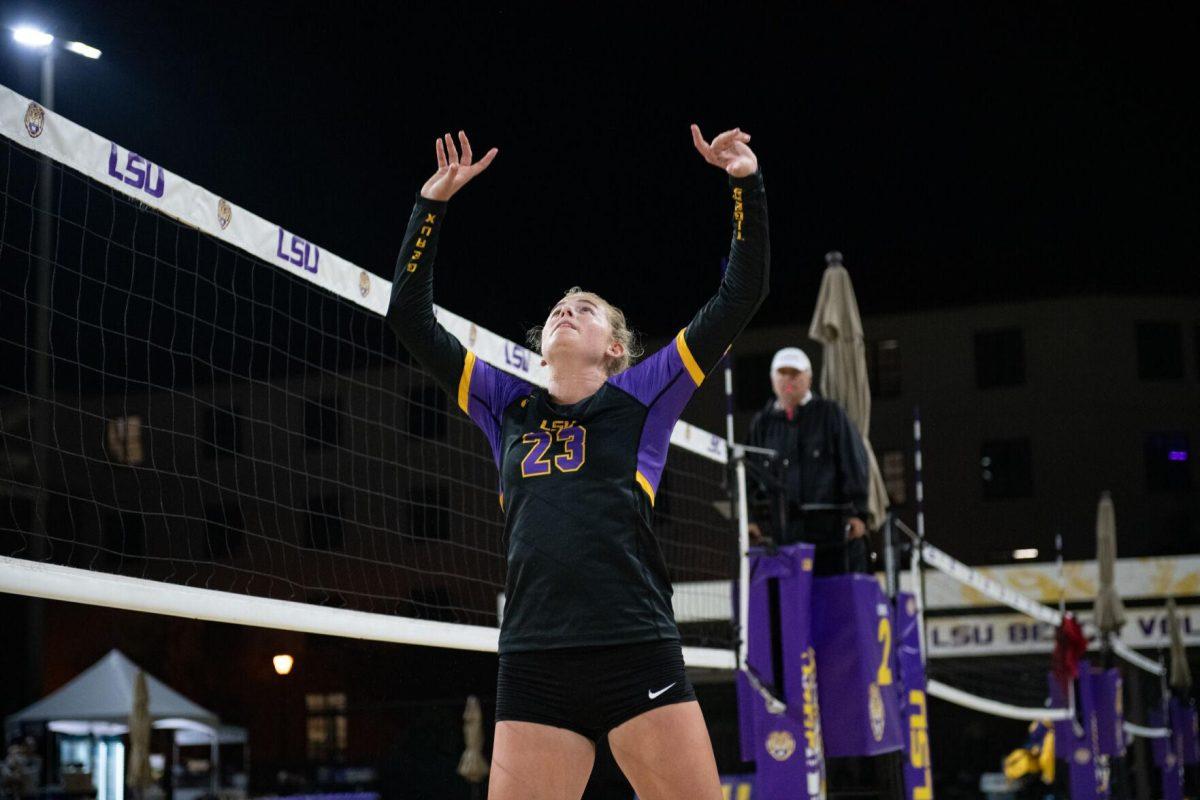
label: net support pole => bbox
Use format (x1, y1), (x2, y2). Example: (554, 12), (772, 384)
(912, 406), (928, 664)
(28, 48), (56, 704)
(883, 512), (897, 600)
(735, 455), (751, 675)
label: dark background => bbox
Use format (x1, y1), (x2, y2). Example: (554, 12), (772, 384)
(1, 3), (1195, 342)
(2, 3), (1198, 799)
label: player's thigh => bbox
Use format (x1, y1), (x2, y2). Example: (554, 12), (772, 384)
(607, 701), (722, 800)
(488, 720), (596, 800)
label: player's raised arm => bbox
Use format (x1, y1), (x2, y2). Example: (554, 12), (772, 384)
(679, 124), (770, 375)
(386, 131), (498, 395)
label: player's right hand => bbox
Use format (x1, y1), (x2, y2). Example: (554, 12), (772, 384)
(420, 131), (498, 202)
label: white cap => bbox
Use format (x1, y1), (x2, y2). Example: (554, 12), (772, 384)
(770, 347), (811, 374)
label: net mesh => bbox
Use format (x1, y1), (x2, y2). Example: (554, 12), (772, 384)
(903, 528), (1170, 737)
(0, 130), (735, 649)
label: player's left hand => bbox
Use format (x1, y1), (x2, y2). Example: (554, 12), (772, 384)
(846, 517), (867, 539)
(420, 131), (498, 202)
(690, 124), (758, 177)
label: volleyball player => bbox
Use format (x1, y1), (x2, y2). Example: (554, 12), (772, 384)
(387, 124), (767, 800)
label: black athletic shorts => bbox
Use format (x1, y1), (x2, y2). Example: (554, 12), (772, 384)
(495, 639), (697, 741)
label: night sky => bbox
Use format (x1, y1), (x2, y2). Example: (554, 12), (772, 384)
(0, 3), (1195, 344)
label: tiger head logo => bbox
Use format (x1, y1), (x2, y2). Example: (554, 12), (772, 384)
(766, 730), (796, 762)
(24, 102), (45, 138)
(869, 682), (886, 742)
(217, 199), (232, 230)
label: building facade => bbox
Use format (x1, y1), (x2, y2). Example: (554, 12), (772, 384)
(681, 294), (1200, 564)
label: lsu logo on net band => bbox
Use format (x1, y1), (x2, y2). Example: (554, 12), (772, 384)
(107, 142), (165, 199)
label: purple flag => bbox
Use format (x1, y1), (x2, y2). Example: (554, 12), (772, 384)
(1078, 663), (1111, 799)
(894, 592), (934, 799)
(1170, 697), (1199, 765)
(1151, 707), (1184, 800)
(1093, 668), (1125, 758)
(811, 575), (904, 757)
(1049, 664), (1103, 800)
(736, 543), (826, 799)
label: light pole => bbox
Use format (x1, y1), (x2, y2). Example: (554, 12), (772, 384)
(9, 23), (102, 703)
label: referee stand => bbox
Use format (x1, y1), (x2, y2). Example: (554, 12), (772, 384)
(734, 443), (910, 800)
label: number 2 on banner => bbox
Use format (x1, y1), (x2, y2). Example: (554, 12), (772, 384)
(877, 617), (894, 687)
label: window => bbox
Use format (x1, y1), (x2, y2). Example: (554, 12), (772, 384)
(974, 329), (1025, 389)
(407, 385), (447, 439)
(106, 415), (145, 465)
(1137, 322), (1183, 381)
(882, 450), (907, 505)
(304, 394), (341, 449)
(306, 692), (348, 762)
(1144, 432), (1191, 492)
(204, 405), (242, 459)
(867, 340), (902, 399)
(980, 438), (1033, 499)
(734, 352), (774, 412)
(204, 501), (245, 560)
(306, 494), (344, 551)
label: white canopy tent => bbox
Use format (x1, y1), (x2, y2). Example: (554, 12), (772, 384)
(6, 649), (219, 735)
(5, 649), (226, 796)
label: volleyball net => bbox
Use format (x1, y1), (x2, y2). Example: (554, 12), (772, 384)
(0, 81), (737, 668)
(895, 519), (1173, 741)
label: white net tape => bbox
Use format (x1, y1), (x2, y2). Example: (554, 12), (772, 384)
(898, 523), (1171, 739)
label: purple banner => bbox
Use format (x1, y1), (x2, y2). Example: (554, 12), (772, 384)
(811, 574), (903, 757)
(1094, 668), (1124, 758)
(1078, 663), (1111, 799)
(1151, 707), (1184, 800)
(894, 593), (934, 799)
(1048, 667), (1101, 800)
(1171, 697), (1199, 765)
(736, 543), (825, 799)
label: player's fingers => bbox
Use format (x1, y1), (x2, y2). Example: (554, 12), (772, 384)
(690, 123), (710, 152)
(710, 128), (741, 153)
(435, 138), (447, 170)
(475, 147), (499, 172)
(444, 132), (460, 165)
(458, 130), (473, 166)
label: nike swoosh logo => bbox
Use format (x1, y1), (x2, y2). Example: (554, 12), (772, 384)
(648, 682), (676, 700)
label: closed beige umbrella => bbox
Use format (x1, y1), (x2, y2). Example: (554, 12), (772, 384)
(807, 251), (889, 529)
(126, 670), (153, 798)
(1167, 597), (1192, 695)
(1092, 491), (1126, 639)
(457, 695), (489, 791)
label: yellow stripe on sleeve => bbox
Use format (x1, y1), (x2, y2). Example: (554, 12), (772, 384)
(675, 329), (705, 387)
(457, 351), (476, 415)
(635, 471), (656, 505)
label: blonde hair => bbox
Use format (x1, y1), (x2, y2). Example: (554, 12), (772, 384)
(527, 287), (644, 375)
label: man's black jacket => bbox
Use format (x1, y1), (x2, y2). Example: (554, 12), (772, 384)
(746, 394), (870, 528)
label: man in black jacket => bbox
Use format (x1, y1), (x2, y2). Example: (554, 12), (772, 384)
(747, 346), (871, 574)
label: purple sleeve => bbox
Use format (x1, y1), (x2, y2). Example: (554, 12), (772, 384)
(456, 352), (532, 465)
(608, 330), (705, 503)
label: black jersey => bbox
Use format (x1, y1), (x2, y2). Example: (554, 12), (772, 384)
(387, 172), (769, 653)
